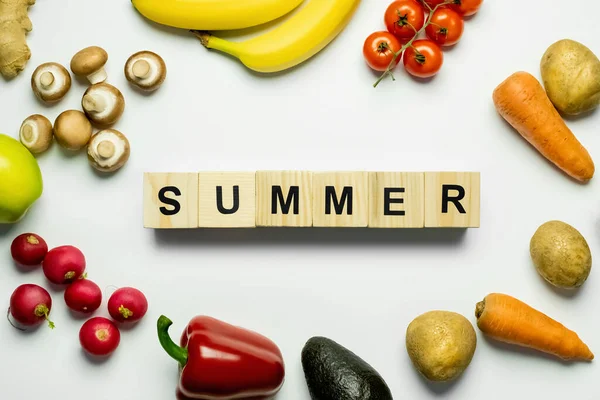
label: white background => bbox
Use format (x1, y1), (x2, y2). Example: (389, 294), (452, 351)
(1, 0), (600, 399)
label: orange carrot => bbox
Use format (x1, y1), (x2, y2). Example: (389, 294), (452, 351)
(475, 293), (594, 361)
(492, 71), (595, 183)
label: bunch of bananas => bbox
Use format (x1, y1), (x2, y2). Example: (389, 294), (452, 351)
(131, 0), (361, 73)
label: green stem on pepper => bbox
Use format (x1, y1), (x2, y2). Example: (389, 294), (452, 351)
(373, 0), (454, 88)
(158, 315), (189, 366)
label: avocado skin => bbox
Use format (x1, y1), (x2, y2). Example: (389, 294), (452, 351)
(301, 336), (393, 400)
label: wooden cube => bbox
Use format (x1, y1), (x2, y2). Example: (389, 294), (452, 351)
(424, 172), (480, 228)
(255, 171), (313, 227)
(368, 172), (424, 228)
(312, 172), (369, 227)
(198, 172), (256, 228)
(143, 173), (199, 229)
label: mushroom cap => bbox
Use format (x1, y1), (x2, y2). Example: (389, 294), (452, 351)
(81, 83), (125, 128)
(31, 62), (72, 102)
(87, 129), (130, 173)
(70, 46), (108, 76)
(19, 114), (54, 154)
(124, 50), (166, 91)
(53, 110), (93, 151)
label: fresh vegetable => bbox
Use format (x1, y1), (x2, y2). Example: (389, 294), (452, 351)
(301, 336), (393, 400)
(70, 46), (108, 85)
(540, 39), (600, 116)
(79, 317), (121, 356)
(124, 50), (166, 92)
(0, 0), (35, 78)
(530, 220), (592, 289)
(53, 110), (93, 151)
(403, 39), (444, 78)
(108, 287), (148, 323)
(363, 31), (403, 72)
(81, 83), (125, 128)
(373, 0), (467, 87)
(64, 279), (102, 314)
(450, 0), (483, 16)
(424, 0), (446, 7)
(425, 7), (464, 46)
(192, 0), (360, 74)
(11, 232), (48, 266)
(492, 71), (595, 182)
(30, 62), (71, 103)
(131, 0), (304, 31)
(19, 114), (53, 155)
(406, 310), (477, 382)
(0, 134), (43, 223)
(42, 245), (86, 285)
(157, 315), (285, 400)
(384, 0), (425, 40)
(8, 283), (54, 329)
(475, 293), (594, 361)
(87, 129), (131, 173)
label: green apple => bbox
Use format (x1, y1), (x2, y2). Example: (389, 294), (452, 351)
(0, 134), (43, 223)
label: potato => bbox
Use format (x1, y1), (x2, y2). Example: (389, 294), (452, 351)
(530, 220), (592, 289)
(405, 310), (477, 382)
(540, 39), (600, 115)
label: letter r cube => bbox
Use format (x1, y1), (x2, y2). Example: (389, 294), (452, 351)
(424, 172), (480, 228)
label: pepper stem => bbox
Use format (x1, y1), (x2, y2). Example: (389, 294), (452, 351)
(157, 315), (188, 366)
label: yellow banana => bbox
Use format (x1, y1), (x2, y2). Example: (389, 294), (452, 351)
(193, 0), (361, 73)
(131, 0), (305, 31)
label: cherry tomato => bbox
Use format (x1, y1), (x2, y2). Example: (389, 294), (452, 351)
(384, 0), (426, 40)
(403, 39), (443, 78)
(363, 31), (403, 72)
(423, 0), (447, 7)
(425, 7), (464, 46)
(452, 0), (483, 16)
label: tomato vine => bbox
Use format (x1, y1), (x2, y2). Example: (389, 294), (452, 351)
(373, 0), (456, 88)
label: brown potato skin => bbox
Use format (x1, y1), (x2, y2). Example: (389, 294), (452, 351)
(540, 39), (600, 115)
(405, 311), (477, 382)
(530, 220), (592, 289)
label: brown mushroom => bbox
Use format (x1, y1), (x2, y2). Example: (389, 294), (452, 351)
(70, 46), (109, 84)
(81, 83), (125, 127)
(124, 51), (166, 92)
(31, 62), (72, 103)
(53, 110), (93, 151)
(87, 129), (130, 172)
(19, 114), (53, 154)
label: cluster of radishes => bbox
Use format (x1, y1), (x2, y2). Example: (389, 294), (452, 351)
(8, 232), (148, 358)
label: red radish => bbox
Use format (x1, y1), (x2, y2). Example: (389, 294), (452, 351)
(107, 287), (148, 323)
(64, 279), (102, 314)
(8, 284), (55, 329)
(42, 245), (86, 285)
(11, 233), (48, 266)
(79, 317), (120, 356)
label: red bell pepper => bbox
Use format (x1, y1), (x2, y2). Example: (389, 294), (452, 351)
(157, 315), (285, 400)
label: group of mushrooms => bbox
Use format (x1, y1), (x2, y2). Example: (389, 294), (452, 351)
(19, 46), (167, 173)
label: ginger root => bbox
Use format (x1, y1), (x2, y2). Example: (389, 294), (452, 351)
(0, 0), (36, 79)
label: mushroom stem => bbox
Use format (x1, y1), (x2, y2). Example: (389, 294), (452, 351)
(87, 67), (107, 85)
(40, 71), (55, 88)
(97, 140), (115, 159)
(21, 125), (34, 142)
(132, 60), (151, 79)
(82, 93), (107, 113)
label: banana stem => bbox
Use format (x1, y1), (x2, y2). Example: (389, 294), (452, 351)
(191, 31), (242, 59)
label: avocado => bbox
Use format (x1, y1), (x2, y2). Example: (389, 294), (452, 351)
(301, 336), (393, 400)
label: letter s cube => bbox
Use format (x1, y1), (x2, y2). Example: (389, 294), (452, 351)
(143, 173), (199, 228)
